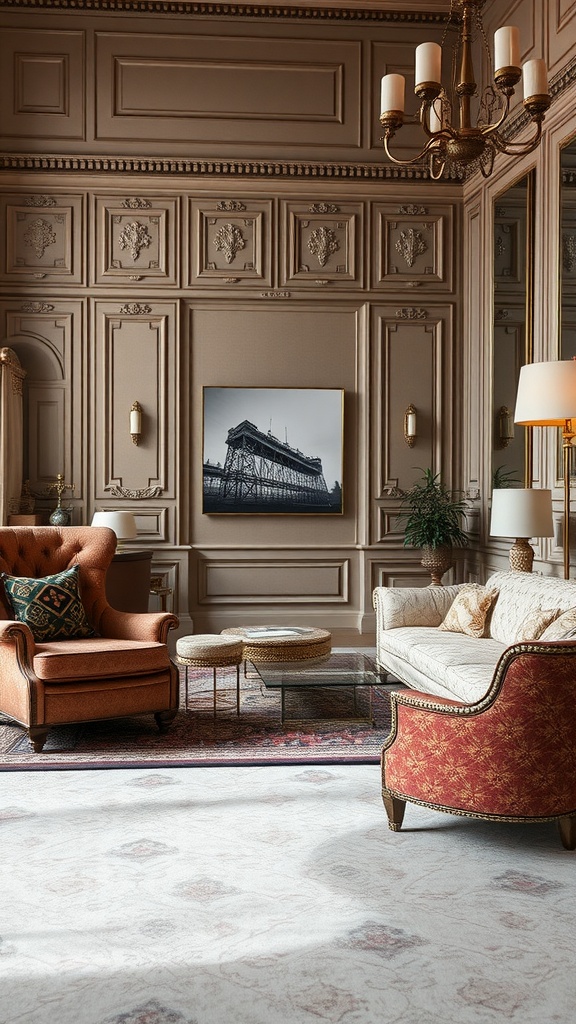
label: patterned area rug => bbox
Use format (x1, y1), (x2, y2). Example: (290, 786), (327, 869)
(0, 651), (397, 770)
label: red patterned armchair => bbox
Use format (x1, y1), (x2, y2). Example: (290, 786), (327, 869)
(0, 526), (179, 752)
(382, 641), (576, 849)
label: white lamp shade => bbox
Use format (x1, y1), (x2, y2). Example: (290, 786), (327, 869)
(91, 510), (137, 541)
(490, 488), (554, 539)
(514, 361), (576, 426)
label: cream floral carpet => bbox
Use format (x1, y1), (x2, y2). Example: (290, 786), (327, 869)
(1, 763), (575, 1024)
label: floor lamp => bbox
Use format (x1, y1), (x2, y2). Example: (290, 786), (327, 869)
(514, 360), (576, 580)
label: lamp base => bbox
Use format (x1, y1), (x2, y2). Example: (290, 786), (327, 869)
(509, 538), (534, 573)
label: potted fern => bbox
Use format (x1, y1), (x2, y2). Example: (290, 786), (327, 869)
(396, 468), (469, 584)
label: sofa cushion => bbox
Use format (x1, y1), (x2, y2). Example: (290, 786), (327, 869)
(379, 626), (506, 703)
(514, 607), (560, 642)
(1, 565), (97, 642)
(438, 584), (497, 638)
(32, 637), (170, 682)
(540, 606), (576, 641)
(487, 571), (576, 645)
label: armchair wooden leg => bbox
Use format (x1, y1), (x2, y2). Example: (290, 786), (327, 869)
(382, 790), (406, 832)
(558, 816), (576, 850)
(29, 727), (49, 753)
(154, 709), (178, 732)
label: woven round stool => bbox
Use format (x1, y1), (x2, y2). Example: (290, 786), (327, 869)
(176, 634), (244, 717)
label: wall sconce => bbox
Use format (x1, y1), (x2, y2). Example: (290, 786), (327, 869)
(130, 401), (142, 445)
(497, 406), (515, 449)
(404, 404), (417, 447)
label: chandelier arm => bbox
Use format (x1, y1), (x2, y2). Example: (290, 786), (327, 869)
(381, 133), (446, 167)
(476, 92), (512, 137)
(490, 120), (543, 155)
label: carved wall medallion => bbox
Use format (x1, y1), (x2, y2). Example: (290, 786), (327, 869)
(395, 308), (428, 319)
(23, 218), (57, 259)
(307, 226), (339, 267)
(24, 196), (57, 207)
(213, 222), (246, 264)
(118, 303), (153, 314)
(108, 485), (163, 499)
(398, 205), (427, 215)
(309, 202), (340, 214)
(117, 220), (153, 261)
(120, 197), (152, 209)
(20, 301), (55, 312)
(216, 200), (246, 211)
(395, 228), (427, 268)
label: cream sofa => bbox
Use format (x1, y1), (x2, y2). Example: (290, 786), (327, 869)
(373, 570), (576, 704)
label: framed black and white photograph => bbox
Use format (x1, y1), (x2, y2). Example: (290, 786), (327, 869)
(203, 387), (344, 514)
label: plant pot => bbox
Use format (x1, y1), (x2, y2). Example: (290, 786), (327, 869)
(421, 544), (453, 586)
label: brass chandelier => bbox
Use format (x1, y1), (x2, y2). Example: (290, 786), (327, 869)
(379, 0), (551, 179)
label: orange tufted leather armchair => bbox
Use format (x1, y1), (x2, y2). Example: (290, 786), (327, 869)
(382, 641), (576, 849)
(0, 526), (179, 752)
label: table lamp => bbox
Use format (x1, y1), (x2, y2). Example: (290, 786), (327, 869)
(91, 510), (137, 551)
(514, 360), (576, 579)
(490, 488), (554, 572)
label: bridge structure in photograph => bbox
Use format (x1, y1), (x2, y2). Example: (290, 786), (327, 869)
(205, 419), (334, 512)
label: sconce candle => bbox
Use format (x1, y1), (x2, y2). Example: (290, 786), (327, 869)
(130, 401), (142, 445)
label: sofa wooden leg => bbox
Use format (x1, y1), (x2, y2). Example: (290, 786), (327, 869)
(558, 816), (576, 850)
(154, 709), (178, 732)
(29, 727), (49, 753)
(382, 790), (406, 831)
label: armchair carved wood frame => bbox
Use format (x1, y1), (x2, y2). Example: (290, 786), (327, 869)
(0, 526), (180, 752)
(382, 641), (576, 850)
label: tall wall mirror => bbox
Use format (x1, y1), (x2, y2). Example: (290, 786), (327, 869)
(559, 137), (576, 482)
(492, 171), (534, 490)
(560, 137), (576, 360)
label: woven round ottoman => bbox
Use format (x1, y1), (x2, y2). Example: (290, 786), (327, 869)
(176, 634), (244, 717)
(220, 626), (332, 664)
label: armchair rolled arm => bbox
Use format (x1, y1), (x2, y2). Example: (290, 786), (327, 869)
(99, 607), (179, 644)
(373, 583), (463, 631)
(0, 618), (36, 668)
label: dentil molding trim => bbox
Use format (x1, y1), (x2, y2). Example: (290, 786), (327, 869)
(0, 154), (460, 181)
(0, 1), (448, 24)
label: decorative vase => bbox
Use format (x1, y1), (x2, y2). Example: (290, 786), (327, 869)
(49, 506), (71, 526)
(421, 544), (453, 586)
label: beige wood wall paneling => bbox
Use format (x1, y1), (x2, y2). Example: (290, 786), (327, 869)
(0, 192), (85, 285)
(0, 26), (86, 142)
(370, 302), (456, 543)
(371, 200), (454, 292)
(0, 10), (446, 164)
(188, 197), (273, 288)
(91, 300), (178, 540)
(92, 194), (180, 287)
(281, 200), (363, 288)
(0, 298), (86, 520)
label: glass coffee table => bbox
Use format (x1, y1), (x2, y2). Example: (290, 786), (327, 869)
(252, 651), (387, 725)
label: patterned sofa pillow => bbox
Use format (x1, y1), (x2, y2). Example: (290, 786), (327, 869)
(514, 607), (560, 643)
(1, 565), (97, 642)
(538, 607), (576, 641)
(438, 584), (498, 639)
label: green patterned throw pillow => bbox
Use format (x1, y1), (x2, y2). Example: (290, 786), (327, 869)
(1, 565), (97, 642)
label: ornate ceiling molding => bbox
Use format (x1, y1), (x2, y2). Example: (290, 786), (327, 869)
(0, 1), (448, 23)
(0, 152), (464, 181)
